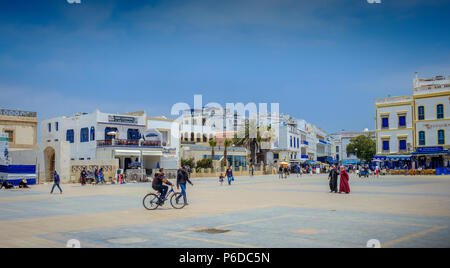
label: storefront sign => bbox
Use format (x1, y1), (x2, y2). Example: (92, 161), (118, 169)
(0, 109), (36, 118)
(108, 115), (137, 124)
(417, 147), (443, 153)
(424, 123), (449, 130)
(163, 148), (178, 158)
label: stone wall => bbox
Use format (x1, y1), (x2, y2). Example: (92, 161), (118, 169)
(189, 165), (278, 179)
(70, 159), (119, 183)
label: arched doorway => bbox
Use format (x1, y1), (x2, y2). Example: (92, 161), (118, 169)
(44, 147), (56, 182)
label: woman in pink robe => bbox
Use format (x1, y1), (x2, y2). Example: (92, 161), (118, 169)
(339, 166), (350, 194)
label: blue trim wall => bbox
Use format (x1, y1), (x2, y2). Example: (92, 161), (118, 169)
(0, 165), (36, 174)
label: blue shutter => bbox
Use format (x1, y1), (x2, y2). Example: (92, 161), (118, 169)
(438, 130), (445, 145)
(419, 131), (425, 145)
(418, 106), (425, 120)
(437, 104), (444, 119)
(382, 117), (389, 128)
(399, 140), (406, 150)
(399, 116), (406, 127)
(80, 128), (89, 143)
(383, 140), (389, 151)
(66, 129), (74, 143)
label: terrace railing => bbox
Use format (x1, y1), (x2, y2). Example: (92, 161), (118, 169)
(97, 139), (161, 148)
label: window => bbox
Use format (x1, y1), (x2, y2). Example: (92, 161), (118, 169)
(297, 138), (300, 148)
(418, 131), (425, 146)
(382, 140), (390, 152)
(399, 139), (407, 151)
(66, 129), (74, 143)
(437, 104), (444, 119)
(202, 134), (207, 143)
(418, 106), (425, 120)
(336, 146), (339, 153)
(56, 122), (59, 131)
(398, 115), (406, 128)
(4, 130), (13, 143)
(293, 137), (296, 148)
(105, 127), (118, 140)
(80, 128), (89, 143)
(160, 130), (170, 145)
(381, 117), (389, 128)
(48, 123), (51, 132)
(127, 129), (140, 140)
(438, 130), (445, 145)
(90, 127), (95, 141)
(290, 136), (293, 147)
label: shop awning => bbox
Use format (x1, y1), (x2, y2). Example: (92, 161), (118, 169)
(114, 149), (163, 157)
(143, 151), (163, 156)
(342, 160), (361, 165)
(374, 155), (412, 161)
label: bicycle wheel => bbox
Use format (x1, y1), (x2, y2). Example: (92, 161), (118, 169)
(143, 193), (160, 210)
(170, 192), (186, 209)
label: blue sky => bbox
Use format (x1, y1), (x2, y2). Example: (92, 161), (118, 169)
(1, 0), (449, 133)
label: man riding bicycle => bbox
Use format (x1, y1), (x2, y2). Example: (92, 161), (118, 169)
(152, 168), (174, 205)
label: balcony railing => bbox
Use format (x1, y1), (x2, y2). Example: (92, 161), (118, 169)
(97, 139), (161, 148)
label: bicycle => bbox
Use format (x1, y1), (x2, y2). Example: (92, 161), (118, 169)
(143, 186), (186, 210)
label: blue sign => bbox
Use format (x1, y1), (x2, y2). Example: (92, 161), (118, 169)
(417, 147), (443, 153)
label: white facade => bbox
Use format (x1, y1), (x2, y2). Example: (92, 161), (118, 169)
(40, 109), (147, 161)
(39, 110), (181, 171)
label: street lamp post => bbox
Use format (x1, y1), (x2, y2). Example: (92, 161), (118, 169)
(139, 138), (144, 181)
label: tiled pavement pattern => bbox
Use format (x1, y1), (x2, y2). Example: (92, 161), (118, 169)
(1, 174), (449, 248)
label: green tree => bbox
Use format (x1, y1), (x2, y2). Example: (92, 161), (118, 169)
(346, 135), (376, 163)
(223, 139), (233, 167)
(208, 139), (217, 161)
(196, 158), (213, 171)
(181, 158), (195, 169)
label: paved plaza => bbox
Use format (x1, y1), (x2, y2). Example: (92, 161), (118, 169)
(0, 174), (450, 248)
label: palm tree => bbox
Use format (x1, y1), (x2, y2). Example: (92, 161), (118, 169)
(233, 120), (276, 165)
(223, 139), (233, 167)
(209, 139), (217, 161)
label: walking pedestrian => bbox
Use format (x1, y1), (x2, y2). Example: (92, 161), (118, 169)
(51, 171), (63, 194)
(219, 173), (224, 186)
(278, 166), (283, 179)
(226, 166), (234, 185)
(176, 166), (194, 205)
(328, 165), (338, 193)
(80, 168), (87, 186)
(339, 166), (350, 194)
(283, 166), (289, 179)
(99, 168), (105, 184)
(94, 167), (99, 184)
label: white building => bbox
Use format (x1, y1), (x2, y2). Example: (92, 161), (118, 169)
(39, 109), (180, 173)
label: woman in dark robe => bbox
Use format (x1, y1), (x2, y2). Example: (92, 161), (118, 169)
(339, 166), (350, 194)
